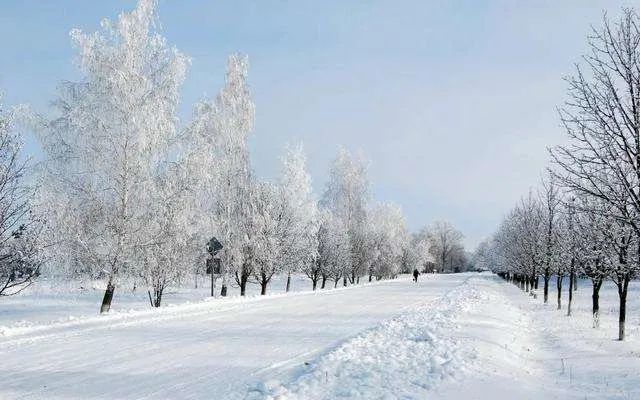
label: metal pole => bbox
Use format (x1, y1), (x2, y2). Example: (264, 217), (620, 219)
(211, 260), (215, 297)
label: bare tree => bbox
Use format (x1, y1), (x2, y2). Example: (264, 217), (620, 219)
(551, 9), (640, 339)
(425, 221), (465, 273)
(0, 99), (43, 297)
(540, 175), (561, 303)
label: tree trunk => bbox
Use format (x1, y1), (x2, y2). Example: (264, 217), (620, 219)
(368, 274), (372, 282)
(543, 274), (550, 303)
(240, 275), (248, 296)
(221, 272), (228, 297)
(153, 288), (163, 307)
(592, 278), (602, 328)
(343, 275), (347, 287)
(556, 275), (563, 310)
(261, 280), (268, 296)
(334, 279), (339, 288)
(573, 273), (578, 291)
(321, 274), (327, 289)
(312, 278), (318, 291)
(617, 274), (629, 341)
(531, 275), (537, 298)
(100, 279), (115, 313)
(567, 268), (574, 316)
(286, 272), (291, 293)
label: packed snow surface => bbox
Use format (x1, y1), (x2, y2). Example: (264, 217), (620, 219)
(1, 273), (638, 399)
(252, 276), (486, 399)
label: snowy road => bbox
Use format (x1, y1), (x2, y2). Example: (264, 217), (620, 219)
(4, 273), (637, 400)
(0, 274), (465, 399)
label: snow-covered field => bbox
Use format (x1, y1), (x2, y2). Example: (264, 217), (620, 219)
(0, 274), (314, 329)
(1, 273), (638, 399)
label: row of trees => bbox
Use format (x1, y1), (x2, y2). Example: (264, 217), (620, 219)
(0, 0), (468, 311)
(476, 9), (640, 341)
(0, 100), (43, 298)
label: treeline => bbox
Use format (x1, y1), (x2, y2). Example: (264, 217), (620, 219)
(475, 9), (640, 341)
(0, 0), (467, 311)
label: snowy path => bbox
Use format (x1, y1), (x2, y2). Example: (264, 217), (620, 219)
(254, 274), (640, 400)
(0, 274), (465, 399)
(3, 273), (638, 399)
(255, 275), (487, 399)
(435, 276), (640, 400)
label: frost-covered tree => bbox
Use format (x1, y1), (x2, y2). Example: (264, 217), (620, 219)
(187, 54), (255, 297)
(0, 97), (43, 297)
(214, 54), (255, 297)
(491, 193), (544, 292)
(250, 182), (281, 295)
(139, 164), (200, 307)
(38, 0), (188, 312)
(472, 238), (497, 272)
(425, 221), (465, 273)
(277, 144), (319, 292)
(369, 203), (407, 280)
(539, 174), (562, 304)
(315, 209), (350, 289)
(400, 232), (430, 274)
(321, 148), (369, 284)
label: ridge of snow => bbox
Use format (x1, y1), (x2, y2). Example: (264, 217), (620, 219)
(251, 277), (488, 400)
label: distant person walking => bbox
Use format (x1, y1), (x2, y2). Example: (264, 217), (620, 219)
(413, 268), (420, 283)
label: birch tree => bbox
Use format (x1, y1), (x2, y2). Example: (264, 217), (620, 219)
(278, 144), (319, 292)
(39, 0), (188, 312)
(315, 209), (350, 289)
(139, 164), (200, 307)
(321, 148), (369, 284)
(369, 203), (407, 280)
(187, 54), (255, 296)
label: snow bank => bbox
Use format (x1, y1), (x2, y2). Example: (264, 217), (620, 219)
(252, 277), (487, 400)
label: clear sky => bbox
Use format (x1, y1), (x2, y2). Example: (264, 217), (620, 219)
(0, 0), (635, 248)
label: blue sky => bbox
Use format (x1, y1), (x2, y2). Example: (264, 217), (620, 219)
(0, 1), (634, 248)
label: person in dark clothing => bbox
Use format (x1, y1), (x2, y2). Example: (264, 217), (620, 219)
(412, 268), (420, 282)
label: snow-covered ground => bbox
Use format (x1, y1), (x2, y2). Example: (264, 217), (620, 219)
(252, 275), (487, 399)
(1, 273), (638, 399)
(435, 276), (640, 400)
(0, 274), (313, 329)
